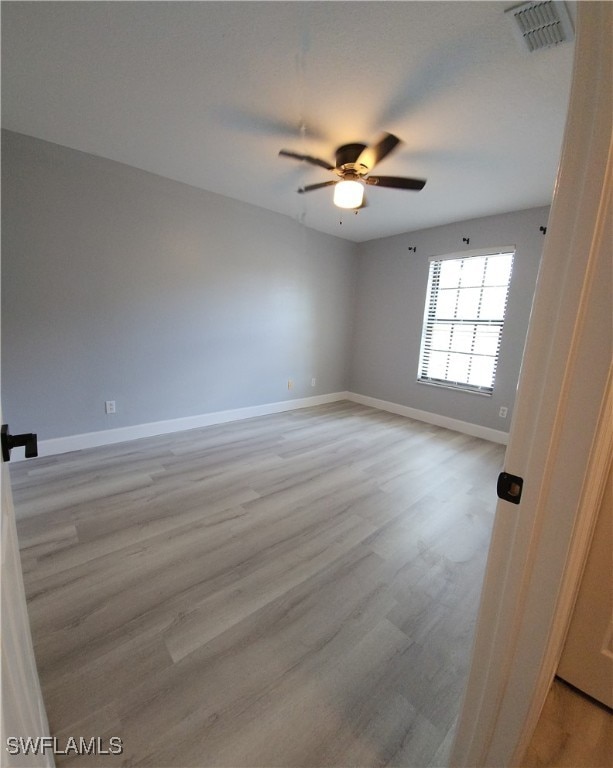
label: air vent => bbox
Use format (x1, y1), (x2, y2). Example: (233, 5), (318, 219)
(505, 1), (574, 52)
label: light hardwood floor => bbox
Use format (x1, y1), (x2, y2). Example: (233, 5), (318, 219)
(11, 402), (505, 767)
(521, 678), (612, 768)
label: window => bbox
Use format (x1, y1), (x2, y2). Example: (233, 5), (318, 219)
(417, 248), (515, 394)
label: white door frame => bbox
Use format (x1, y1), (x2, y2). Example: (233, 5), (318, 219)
(450, 3), (612, 766)
(1, 455), (54, 767)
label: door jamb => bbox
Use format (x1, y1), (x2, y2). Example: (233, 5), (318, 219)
(450, 3), (612, 765)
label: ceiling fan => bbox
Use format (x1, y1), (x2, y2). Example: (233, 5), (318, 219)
(279, 132), (426, 209)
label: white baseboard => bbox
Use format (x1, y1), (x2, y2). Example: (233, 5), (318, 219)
(346, 392), (509, 445)
(28, 392), (350, 460)
(24, 389), (507, 461)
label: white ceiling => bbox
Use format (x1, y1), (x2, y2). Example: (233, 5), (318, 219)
(1, 1), (575, 242)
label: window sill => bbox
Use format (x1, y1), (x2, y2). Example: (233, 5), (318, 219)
(416, 379), (493, 397)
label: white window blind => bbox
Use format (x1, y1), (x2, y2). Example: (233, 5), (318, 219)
(417, 249), (515, 394)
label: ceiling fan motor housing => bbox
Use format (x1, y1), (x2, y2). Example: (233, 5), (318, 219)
(335, 143), (367, 170)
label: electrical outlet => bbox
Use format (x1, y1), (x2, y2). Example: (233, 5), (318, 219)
(105, 400), (116, 415)
(499, 406), (508, 418)
(311, 377), (316, 387)
(287, 379), (294, 390)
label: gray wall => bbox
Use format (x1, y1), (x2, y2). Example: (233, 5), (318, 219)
(2, 130), (547, 443)
(1, 131), (356, 440)
(349, 207), (549, 431)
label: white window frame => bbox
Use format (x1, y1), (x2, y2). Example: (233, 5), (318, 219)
(417, 246), (515, 395)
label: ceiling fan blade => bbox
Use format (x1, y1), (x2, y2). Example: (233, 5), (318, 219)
(356, 133), (401, 172)
(279, 149), (334, 171)
(365, 175), (426, 190)
(298, 181), (338, 194)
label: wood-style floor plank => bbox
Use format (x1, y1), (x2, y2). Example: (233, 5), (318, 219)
(11, 401), (505, 766)
(521, 678), (612, 767)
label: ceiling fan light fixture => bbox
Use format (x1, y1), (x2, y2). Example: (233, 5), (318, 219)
(333, 180), (364, 209)
(280, 132), (426, 207)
